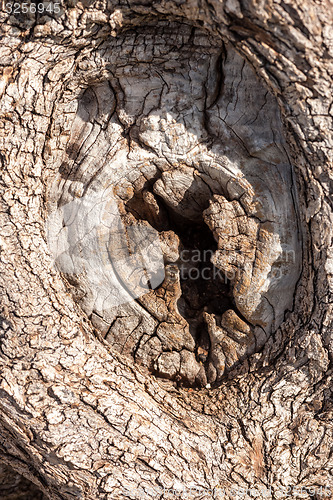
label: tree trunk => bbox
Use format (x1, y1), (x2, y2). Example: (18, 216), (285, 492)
(0, 0), (332, 498)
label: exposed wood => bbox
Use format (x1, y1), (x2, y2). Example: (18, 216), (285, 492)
(0, 0), (332, 498)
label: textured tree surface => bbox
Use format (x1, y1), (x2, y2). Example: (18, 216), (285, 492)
(0, 463), (46, 500)
(0, 0), (332, 499)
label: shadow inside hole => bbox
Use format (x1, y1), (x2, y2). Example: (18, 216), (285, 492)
(125, 182), (234, 338)
(176, 222), (233, 329)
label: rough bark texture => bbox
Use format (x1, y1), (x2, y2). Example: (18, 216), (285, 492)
(0, 0), (332, 499)
(0, 463), (46, 499)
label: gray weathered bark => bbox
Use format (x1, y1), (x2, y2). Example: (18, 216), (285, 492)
(0, 0), (332, 498)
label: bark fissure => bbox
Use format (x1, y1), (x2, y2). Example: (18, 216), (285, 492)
(0, 1), (332, 499)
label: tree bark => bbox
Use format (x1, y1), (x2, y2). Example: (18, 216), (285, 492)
(0, 0), (332, 499)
